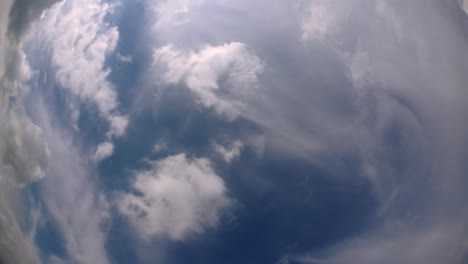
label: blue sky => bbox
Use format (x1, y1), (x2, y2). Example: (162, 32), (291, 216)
(1, 0), (468, 263)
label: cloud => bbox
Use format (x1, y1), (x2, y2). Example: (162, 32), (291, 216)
(290, 221), (468, 264)
(213, 140), (243, 163)
(0, 178), (42, 264)
(149, 0), (205, 30)
(33, 0), (128, 158)
(300, 0), (344, 42)
(153, 42), (263, 119)
(93, 141), (115, 162)
(118, 154), (232, 241)
(141, 0), (468, 262)
(281, 0), (468, 262)
(6, 0), (122, 261)
(116, 53), (132, 63)
(0, 0), (58, 262)
(32, 99), (111, 264)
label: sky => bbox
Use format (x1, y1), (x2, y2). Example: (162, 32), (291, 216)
(1, 0), (468, 263)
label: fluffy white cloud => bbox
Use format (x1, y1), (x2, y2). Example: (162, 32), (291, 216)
(154, 42), (263, 118)
(118, 154), (232, 241)
(93, 141), (114, 162)
(213, 140), (243, 163)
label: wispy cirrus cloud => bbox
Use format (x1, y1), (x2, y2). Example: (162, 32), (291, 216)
(31, 98), (112, 264)
(32, 0), (128, 160)
(288, 0), (468, 263)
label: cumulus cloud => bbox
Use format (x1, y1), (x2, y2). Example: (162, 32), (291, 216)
(153, 42), (264, 119)
(93, 141), (115, 162)
(118, 154), (232, 241)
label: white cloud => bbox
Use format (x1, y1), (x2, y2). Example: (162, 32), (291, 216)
(107, 114), (129, 138)
(213, 140), (243, 163)
(93, 141), (114, 162)
(9, 0), (123, 261)
(154, 42), (263, 118)
(33, 100), (111, 264)
(116, 53), (133, 63)
(118, 154), (232, 241)
(34, 0), (128, 157)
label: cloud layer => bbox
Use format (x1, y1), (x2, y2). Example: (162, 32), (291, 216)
(1, 0), (467, 263)
(0, 0), (58, 262)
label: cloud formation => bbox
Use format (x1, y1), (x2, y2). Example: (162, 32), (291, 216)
(213, 140), (243, 163)
(118, 154), (232, 241)
(288, 0), (468, 262)
(34, 0), (128, 160)
(29, 98), (111, 264)
(141, 0), (468, 262)
(93, 141), (115, 162)
(0, 0), (57, 263)
(153, 42), (263, 119)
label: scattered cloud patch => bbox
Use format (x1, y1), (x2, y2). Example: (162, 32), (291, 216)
(153, 42), (264, 118)
(118, 154), (232, 241)
(213, 140), (243, 163)
(93, 141), (115, 162)
(116, 53), (133, 63)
